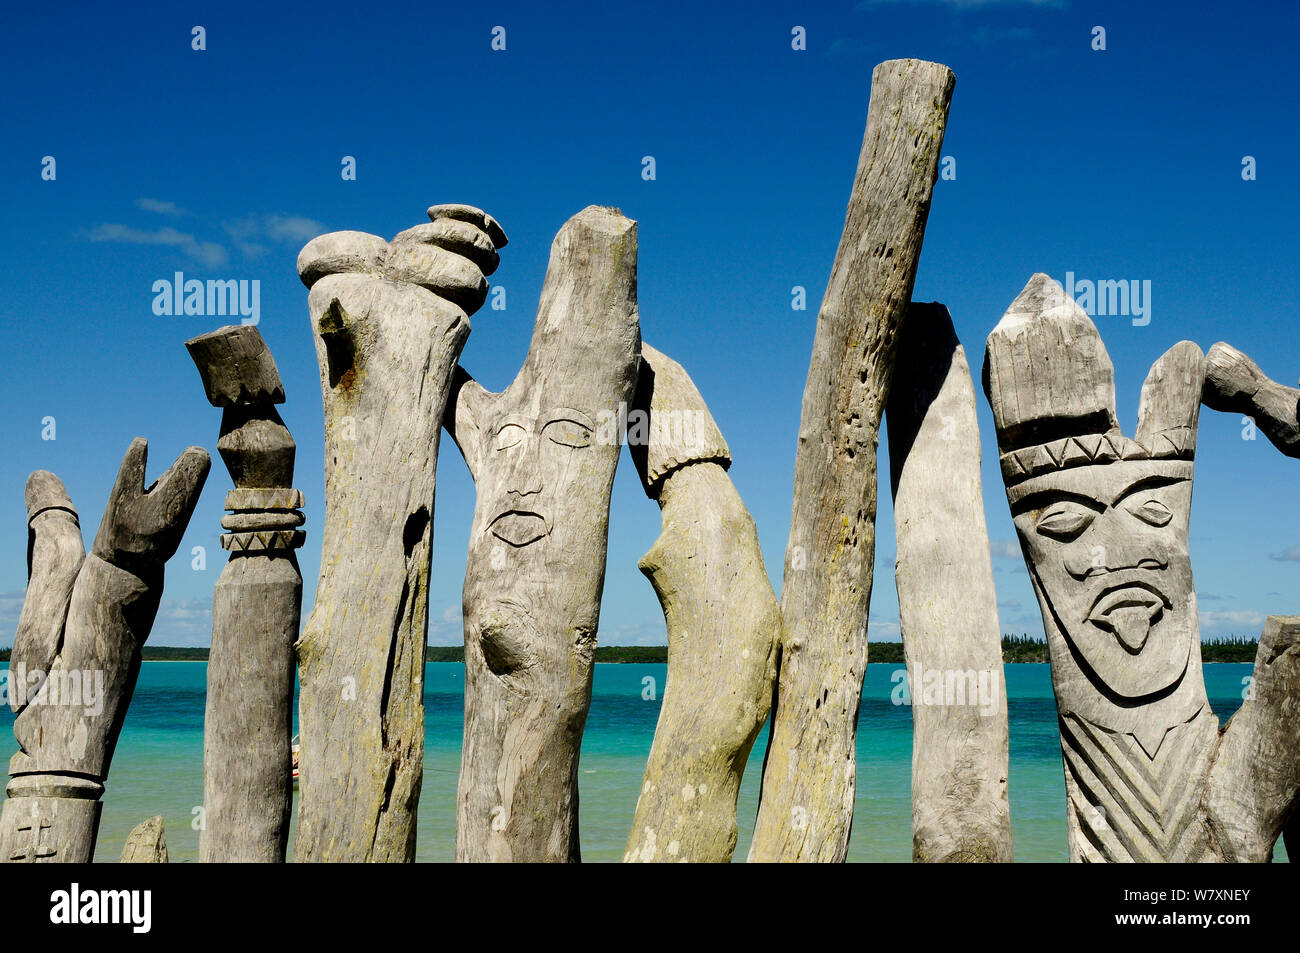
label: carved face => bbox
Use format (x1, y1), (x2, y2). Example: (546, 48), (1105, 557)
(1011, 459), (1196, 698)
(483, 407), (597, 548)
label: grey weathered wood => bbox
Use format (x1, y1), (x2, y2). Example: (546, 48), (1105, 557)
(887, 303), (1012, 862)
(1199, 344), (1300, 859)
(984, 273), (1300, 862)
(187, 324), (303, 863)
(1205, 616), (1300, 861)
(294, 205), (503, 861)
(10, 472), (83, 713)
(120, 815), (168, 863)
(1203, 342), (1300, 456)
(445, 206), (639, 862)
(750, 58), (955, 863)
(1, 440), (209, 863)
(623, 344), (779, 863)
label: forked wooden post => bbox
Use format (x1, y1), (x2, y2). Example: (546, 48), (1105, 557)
(0, 442), (208, 863)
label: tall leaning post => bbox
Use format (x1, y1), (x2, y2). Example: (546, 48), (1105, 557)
(887, 303), (1012, 862)
(750, 58), (955, 862)
(187, 325), (304, 863)
(295, 204), (505, 861)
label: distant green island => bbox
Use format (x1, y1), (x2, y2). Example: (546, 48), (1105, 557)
(0, 635), (1261, 665)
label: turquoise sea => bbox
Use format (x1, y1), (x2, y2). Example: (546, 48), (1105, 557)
(0, 661), (1285, 862)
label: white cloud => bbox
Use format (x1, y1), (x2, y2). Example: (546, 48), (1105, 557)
(601, 622), (668, 647)
(223, 214), (325, 257)
(87, 224), (228, 268)
(136, 197), (185, 216)
(1199, 609), (1266, 637)
(427, 605), (464, 646)
(1270, 546), (1300, 561)
(149, 597), (213, 646)
(0, 589), (25, 638)
(868, 619), (901, 640)
(990, 539), (1022, 559)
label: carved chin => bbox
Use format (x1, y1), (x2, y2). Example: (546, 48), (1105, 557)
(1061, 610), (1192, 699)
(489, 511), (549, 547)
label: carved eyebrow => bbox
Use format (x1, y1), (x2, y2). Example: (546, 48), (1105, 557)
(1114, 474), (1187, 505)
(541, 408), (595, 431)
(1010, 490), (1105, 517)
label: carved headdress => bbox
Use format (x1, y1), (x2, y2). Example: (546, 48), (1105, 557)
(983, 273), (1200, 488)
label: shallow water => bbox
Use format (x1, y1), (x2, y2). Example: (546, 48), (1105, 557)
(0, 661), (1284, 862)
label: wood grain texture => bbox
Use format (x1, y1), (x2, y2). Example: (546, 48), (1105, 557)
(750, 58), (955, 863)
(189, 325), (303, 864)
(446, 206), (639, 862)
(1, 440), (208, 863)
(294, 207), (501, 861)
(10, 472), (83, 713)
(121, 815), (168, 863)
(623, 344), (779, 863)
(1202, 342), (1300, 457)
(887, 303), (1012, 862)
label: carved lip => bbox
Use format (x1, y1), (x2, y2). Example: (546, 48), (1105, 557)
(1086, 583), (1171, 652)
(489, 510), (549, 547)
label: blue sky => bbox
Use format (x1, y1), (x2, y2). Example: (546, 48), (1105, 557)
(1, 0), (1297, 646)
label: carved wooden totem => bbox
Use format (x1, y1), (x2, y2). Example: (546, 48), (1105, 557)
(187, 324), (304, 862)
(445, 205), (639, 862)
(294, 204), (505, 861)
(984, 273), (1299, 862)
(1, 442), (209, 862)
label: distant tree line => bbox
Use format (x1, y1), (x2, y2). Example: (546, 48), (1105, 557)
(0, 636), (1264, 665)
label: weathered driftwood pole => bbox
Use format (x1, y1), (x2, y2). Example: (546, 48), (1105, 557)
(984, 274), (1300, 861)
(1200, 341), (1300, 859)
(294, 204), (505, 861)
(0, 441), (209, 863)
(750, 58), (955, 862)
(887, 303), (1012, 862)
(121, 816), (168, 863)
(445, 205), (639, 862)
(187, 325), (304, 863)
(623, 344), (779, 863)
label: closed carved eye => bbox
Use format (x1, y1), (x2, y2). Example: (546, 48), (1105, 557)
(542, 418), (593, 449)
(1127, 498), (1172, 527)
(1036, 506), (1095, 541)
(493, 422), (527, 451)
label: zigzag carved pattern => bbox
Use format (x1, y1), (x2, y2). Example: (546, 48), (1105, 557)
(1060, 710), (1216, 862)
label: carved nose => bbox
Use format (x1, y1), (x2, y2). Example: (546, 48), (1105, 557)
(1064, 546), (1167, 579)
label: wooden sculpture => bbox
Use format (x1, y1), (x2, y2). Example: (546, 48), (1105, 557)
(187, 324), (303, 862)
(445, 205), (639, 862)
(623, 343), (779, 863)
(294, 204), (505, 861)
(1, 442), (209, 862)
(983, 273), (1300, 862)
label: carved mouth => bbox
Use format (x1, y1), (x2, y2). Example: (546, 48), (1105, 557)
(1087, 584), (1170, 653)
(489, 510), (549, 547)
